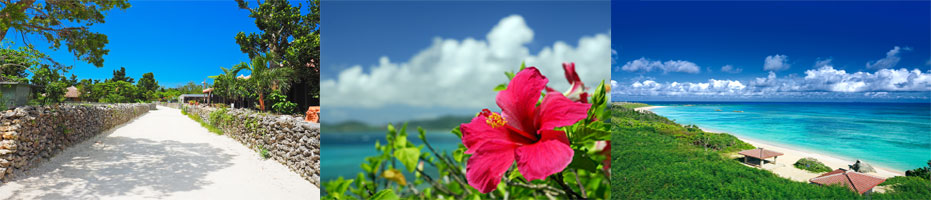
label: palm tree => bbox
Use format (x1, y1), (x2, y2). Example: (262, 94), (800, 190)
(247, 54), (293, 112)
(209, 62), (250, 104)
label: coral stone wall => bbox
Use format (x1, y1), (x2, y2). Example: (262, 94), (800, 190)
(182, 105), (321, 186)
(0, 103), (153, 182)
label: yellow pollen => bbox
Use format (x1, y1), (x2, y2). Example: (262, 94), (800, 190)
(485, 113), (507, 128)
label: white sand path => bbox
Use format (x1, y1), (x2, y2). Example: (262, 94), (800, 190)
(0, 106), (319, 200)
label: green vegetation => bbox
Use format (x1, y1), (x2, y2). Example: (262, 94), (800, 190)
(0, 0), (131, 67)
(616, 102), (652, 109)
(876, 176), (931, 199)
(202, 0), (319, 114)
(794, 157), (832, 173)
(610, 104), (930, 199)
(181, 107), (222, 135)
(259, 145), (271, 159)
(905, 160), (931, 180)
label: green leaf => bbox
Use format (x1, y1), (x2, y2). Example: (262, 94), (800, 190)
(519, 61), (526, 71)
(372, 190), (399, 200)
(589, 80), (608, 120)
(568, 150), (598, 172)
(508, 167), (524, 181)
(493, 83), (507, 91)
(453, 147), (465, 163)
(323, 177), (353, 199)
(451, 126), (463, 138)
(505, 71), (515, 80)
(394, 147), (421, 172)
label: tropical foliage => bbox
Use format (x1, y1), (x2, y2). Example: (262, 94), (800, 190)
(0, 0), (131, 67)
(610, 103), (930, 199)
(324, 63), (611, 199)
(221, 0), (319, 113)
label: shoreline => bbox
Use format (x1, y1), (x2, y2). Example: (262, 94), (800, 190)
(697, 126), (905, 181)
(634, 106), (666, 112)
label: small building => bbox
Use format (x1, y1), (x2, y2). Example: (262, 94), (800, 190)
(0, 82), (36, 108)
(738, 148), (784, 167)
(179, 94), (209, 104)
(810, 169), (886, 195)
(64, 86), (81, 102)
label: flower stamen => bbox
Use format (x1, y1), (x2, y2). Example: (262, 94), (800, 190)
(485, 112), (507, 128)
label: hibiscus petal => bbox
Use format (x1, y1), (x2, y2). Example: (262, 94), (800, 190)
(497, 67), (547, 134)
(515, 130), (573, 181)
(562, 62), (582, 85)
(535, 92), (590, 131)
(460, 111), (530, 154)
(466, 139), (518, 193)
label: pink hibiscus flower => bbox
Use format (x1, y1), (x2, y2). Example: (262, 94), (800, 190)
(460, 67), (590, 193)
(560, 62), (588, 103)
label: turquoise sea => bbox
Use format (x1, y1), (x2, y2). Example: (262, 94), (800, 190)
(321, 130), (462, 183)
(644, 102), (931, 171)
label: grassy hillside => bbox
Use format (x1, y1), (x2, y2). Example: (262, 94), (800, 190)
(609, 103), (929, 199)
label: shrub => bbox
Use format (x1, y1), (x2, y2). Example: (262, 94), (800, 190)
(269, 91), (297, 114)
(794, 157), (832, 173)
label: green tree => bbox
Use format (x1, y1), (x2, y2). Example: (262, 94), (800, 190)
(235, 0), (319, 111)
(0, 43), (42, 82)
(209, 62), (249, 104)
(0, 0), (131, 67)
(109, 66), (134, 83)
(136, 72), (158, 101)
(29, 64), (66, 104)
(246, 54), (292, 111)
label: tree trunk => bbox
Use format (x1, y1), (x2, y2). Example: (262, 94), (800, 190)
(258, 92), (266, 111)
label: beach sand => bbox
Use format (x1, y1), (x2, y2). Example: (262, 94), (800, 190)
(702, 128), (905, 183)
(634, 106), (666, 112)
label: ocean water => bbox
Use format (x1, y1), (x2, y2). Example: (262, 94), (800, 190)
(321, 130), (463, 183)
(644, 102), (931, 172)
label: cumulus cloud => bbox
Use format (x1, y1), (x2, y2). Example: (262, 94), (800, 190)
(321, 15), (611, 108)
(613, 65), (931, 100)
(764, 54), (790, 71)
(619, 57), (700, 74)
(720, 65), (743, 73)
(866, 46), (910, 69)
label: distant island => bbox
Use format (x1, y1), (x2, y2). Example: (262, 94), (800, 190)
(321, 115), (474, 133)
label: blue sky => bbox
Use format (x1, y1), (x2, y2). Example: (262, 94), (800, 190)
(3, 1), (272, 87)
(611, 1), (931, 102)
(321, 0), (610, 124)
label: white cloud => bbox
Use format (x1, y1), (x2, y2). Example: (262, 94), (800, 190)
(764, 54), (790, 71)
(619, 57), (700, 74)
(613, 65), (931, 99)
(321, 15), (610, 108)
(814, 58), (832, 68)
(720, 65), (743, 73)
(866, 46), (910, 69)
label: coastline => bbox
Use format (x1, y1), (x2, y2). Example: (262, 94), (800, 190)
(698, 126), (904, 181)
(634, 106), (666, 112)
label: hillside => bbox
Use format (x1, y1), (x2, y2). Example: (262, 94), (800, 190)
(609, 103), (929, 199)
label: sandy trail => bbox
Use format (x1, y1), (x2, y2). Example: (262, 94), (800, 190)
(0, 106), (319, 200)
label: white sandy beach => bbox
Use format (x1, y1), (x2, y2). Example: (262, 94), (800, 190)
(703, 128), (905, 182)
(634, 106), (666, 112)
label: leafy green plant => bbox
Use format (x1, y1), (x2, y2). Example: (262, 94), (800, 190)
(269, 91), (297, 114)
(794, 157), (832, 173)
(905, 160), (931, 180)
(259, 145), (271, 159)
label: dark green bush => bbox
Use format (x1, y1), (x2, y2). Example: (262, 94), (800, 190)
(794, 157), (832, 173)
